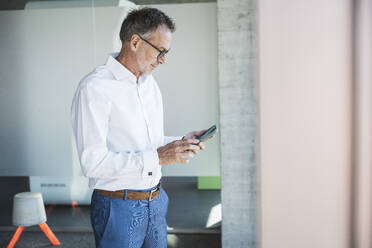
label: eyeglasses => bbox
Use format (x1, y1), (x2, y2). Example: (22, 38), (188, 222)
(137, 34), (169, 61)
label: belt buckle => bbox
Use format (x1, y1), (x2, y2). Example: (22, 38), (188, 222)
(148, 188), (157, 201)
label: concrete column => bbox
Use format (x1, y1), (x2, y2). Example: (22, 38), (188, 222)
(217, 0), (258, 247)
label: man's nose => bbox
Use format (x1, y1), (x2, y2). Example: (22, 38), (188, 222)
(158, 55), (166, 64)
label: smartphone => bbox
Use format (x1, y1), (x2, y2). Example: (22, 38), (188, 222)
(198, 125), (218, 142)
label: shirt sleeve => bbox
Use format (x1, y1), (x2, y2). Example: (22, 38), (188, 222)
(71, 83), (158, 179)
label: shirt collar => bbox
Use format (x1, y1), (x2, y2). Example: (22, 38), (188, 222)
(105, 53), (150, 85)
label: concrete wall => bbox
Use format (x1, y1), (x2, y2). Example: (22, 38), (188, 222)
(258, 1), (352, 247)
(217, 0), (258, 247)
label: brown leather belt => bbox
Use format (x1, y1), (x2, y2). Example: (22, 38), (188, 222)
(96, 184), (161, 201)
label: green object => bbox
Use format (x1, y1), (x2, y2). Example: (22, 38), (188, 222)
(197, 176), (221, 190)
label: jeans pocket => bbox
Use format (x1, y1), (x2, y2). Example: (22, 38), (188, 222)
(161, 189), (169, 216)
(162, 189), (169, 204)
(91, 192), (111, 238)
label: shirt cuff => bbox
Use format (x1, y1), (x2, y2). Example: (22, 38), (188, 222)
(142, 150), (159, 178)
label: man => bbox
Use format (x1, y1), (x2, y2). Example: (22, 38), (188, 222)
(71, 7), (212, 248)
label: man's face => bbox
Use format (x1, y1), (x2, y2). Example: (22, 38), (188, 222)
(137, 25), (172, 75)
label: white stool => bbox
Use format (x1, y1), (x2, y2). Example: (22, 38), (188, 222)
(7, 192), (60, 248)
(13, 192), (46, 227)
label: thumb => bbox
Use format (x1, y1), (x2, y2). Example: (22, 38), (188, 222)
(197, 129), (207, 136)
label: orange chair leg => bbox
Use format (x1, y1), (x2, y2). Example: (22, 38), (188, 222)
(39, 222), (60, 246)
(7, 226), (24, 248)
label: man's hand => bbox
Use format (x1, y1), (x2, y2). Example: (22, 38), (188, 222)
(157, 139), (200, 165)
(183, 129), (215, 150)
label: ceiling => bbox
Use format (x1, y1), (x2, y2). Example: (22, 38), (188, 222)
(0, 0), (215, 10)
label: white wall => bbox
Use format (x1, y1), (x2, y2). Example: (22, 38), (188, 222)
(0, 6), (132, 177)
(0, 2), (219, 178)
(148, 3), (220, 176)
(259, 0), (352, 247)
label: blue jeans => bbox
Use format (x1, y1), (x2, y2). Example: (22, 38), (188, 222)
(90, 186), (169, 248)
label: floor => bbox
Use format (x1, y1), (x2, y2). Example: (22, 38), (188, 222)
(0, 177), (221, 247)
(0, 232), (221, 248)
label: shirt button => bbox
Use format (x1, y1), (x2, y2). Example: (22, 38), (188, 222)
(148, 172), (152, 176)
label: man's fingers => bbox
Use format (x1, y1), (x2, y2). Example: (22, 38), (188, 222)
(187, 144), (200, 152)
(179, 144), (200, 154)
(184, 138), (200, 144)
(179, 151), (194, 159)
(204, 135), (215, 142)
(175, 139), (199, 144)
(175, 144), (198, 153)
(176, 152), (194, 164)
(198, 142), (205, 150)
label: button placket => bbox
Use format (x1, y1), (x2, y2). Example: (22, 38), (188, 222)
(137, 84), (155, 179)
(137, 84), (154, 145)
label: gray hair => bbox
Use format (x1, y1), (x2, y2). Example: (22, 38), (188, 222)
(119, 7), (176, 43)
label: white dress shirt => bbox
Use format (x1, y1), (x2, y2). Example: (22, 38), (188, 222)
(71, 53), (180, 191)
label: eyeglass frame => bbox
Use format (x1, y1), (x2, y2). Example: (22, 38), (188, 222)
(136, 34), (170, 61)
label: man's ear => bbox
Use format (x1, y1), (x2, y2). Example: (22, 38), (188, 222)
(129, 34), (140, 52)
